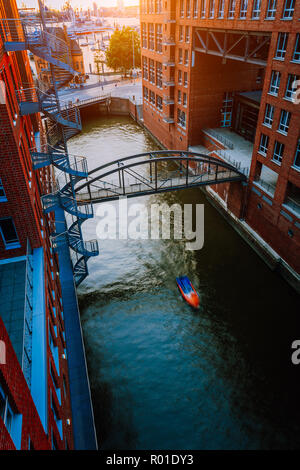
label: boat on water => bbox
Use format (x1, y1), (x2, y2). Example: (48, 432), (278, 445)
(176, 276), (200, 309)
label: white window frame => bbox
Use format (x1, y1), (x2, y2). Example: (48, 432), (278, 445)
(269, 70), (281, 95)
(266, 0), (277, 19)
(292, 34), (300, 62)
(240, 0), (248, 18)
(228, 0), (236, 18)
(252, 0), (261, 19)
(278, 109), (291, 134)
(0, 178), (7, 202)
(209, 0), (215, 18)
(218, 0), (225, 18)
(259, 134), (269, 155)
(264, 103), (274, 127)
(293, 140), (300, 169)
(273, 141), (284, 163)
(275, 32), (288, 60)
(285, 74), (298, 101)
(282, 0), (295, 19)
(201, 0), (207, 18)
(193, 0), (199, 17)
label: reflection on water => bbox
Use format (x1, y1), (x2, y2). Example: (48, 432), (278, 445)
(71, 115), (300, 450)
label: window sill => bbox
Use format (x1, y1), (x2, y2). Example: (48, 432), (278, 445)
(258, 151), (267, 157)
(277, 129), (288, 137)
(271, 159), (282, 166)
(291, 165), (300, 173)
(5, 242), (21, 250)
(263, 122), (273, 129)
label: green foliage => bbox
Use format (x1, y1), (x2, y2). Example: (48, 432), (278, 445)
(105, 27), (141, 77)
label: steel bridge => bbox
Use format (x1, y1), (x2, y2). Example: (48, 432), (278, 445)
(75, 151), (247, 204)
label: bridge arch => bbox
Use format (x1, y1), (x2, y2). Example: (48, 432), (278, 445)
(75, 151), (247, 204)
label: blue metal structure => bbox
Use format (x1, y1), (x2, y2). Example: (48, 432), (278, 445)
(75, 151), (247, 204)
(1, 4), (99, 286)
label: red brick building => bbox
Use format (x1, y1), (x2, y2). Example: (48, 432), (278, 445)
(0, 0), (97, 450)
(141, 0), (300, 279)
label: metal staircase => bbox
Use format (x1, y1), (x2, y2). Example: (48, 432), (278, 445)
(1, 6), (99, 285)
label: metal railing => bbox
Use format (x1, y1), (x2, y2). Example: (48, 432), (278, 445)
(254, 178), (276, 195)
(203, 128), (234, 150)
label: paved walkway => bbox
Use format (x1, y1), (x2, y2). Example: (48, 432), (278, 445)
(58, 78), (142, 105)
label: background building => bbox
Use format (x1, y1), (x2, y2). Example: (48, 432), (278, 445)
(34, 25), (86, 88)
(140, 0), (300, 282)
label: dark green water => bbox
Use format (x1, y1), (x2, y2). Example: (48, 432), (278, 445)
(70, 115), (300, 450)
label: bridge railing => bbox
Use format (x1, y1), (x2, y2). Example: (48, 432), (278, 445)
(75, 152), (246, 203)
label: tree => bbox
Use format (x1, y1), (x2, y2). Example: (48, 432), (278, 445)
(105, 27), (141, 78)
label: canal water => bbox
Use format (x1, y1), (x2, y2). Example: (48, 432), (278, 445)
(68, 115), (300, 450)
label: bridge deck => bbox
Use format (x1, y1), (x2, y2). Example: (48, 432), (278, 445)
(77, 168), (243, 204)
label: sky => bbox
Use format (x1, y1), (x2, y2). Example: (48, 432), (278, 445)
(17, 1), (139, 10)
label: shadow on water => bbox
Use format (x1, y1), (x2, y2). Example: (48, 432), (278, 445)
(74, 117), (300, 450)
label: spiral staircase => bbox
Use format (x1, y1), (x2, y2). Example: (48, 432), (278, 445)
(1, 12), (99, 285)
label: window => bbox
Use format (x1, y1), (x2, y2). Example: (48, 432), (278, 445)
(185, 26), (190, 43)
(149, 60), (155, 84)
(184, 50), (189, 66)
(269, 70), (281, 95)
(179, 25), (184, 42)
(180, 0), (184, 17)
(149, 0), (154, 13)
(155, 24), (162, 52)
(266, 0), (276, 19)
(201, 0), (206, 17)
(143, 57), (148, 80)
(156, 62), (162, 88)
(282, 0), (295, 19)
(292, 34), (300, 62)
(220, 92), (233, 127)
(51, 393), (62, 440)
(218, 0), (225, 18)
(294, 140), (300, 169)
(49, 326), (60, 374)
(184, 72), (188, 87)
(209, 0), (215, 18)
(183, 93), (187, 106)
(278, 109), (291, 134)
(156, 95), (163, 111)
(150, 90), (155, 105)
(142, 24), (147, 48)
(273, 141), (284, 163)
(178, 70), (182, 84)
(0, 218), (20, 249)
(228, 0), (236, 18)
(259, 134), (269, 155)
(0, 385), (22, 449)
(193, 0), (199, 17)
(149, 24), (154, 50)
(264, 104), (274, 127)
(187, 0), (191, 17)
(240, 0), (248, 18)
(252, 0), (261, 18)
(143, 86), (148, 100)
(178, 90), (182, 103)
(156, 0), (162, 13)
(179, 48), (183, 64)
(178, 109), (186, 128)
(0, 178), (7, 202)
(285, 74), (299, 101)
(275, 32), (288, 60)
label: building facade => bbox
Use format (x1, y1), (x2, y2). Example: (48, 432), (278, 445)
(140, 0), (300, 278)
(0, 0), (97, 450)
